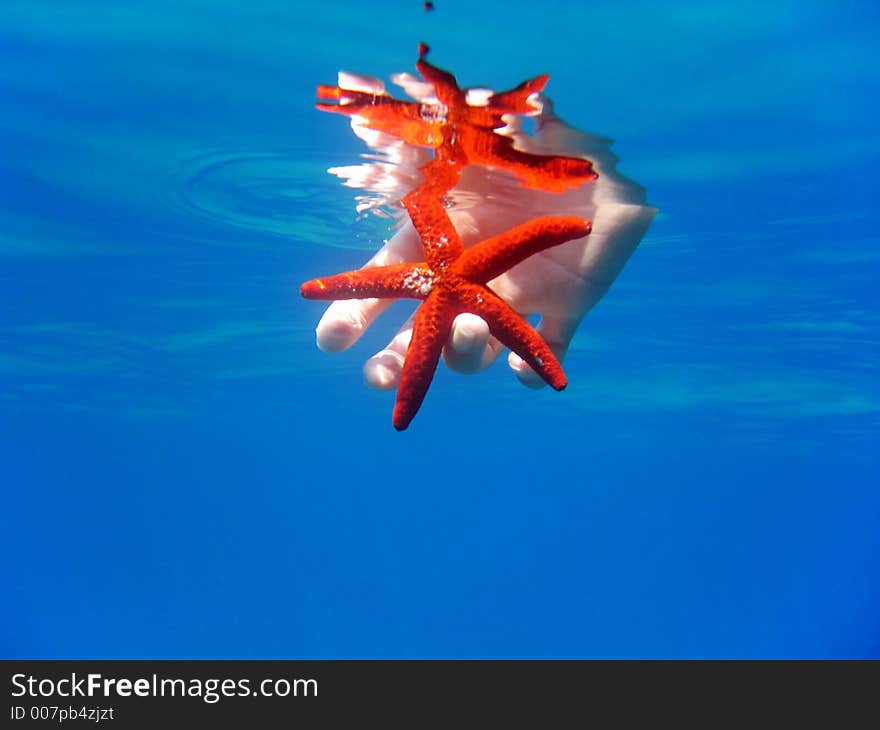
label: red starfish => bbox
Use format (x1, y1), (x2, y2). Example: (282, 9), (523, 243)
(302, 213), (590, 430)
(302, 48), (596, 430)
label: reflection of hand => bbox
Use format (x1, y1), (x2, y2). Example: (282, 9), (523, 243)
(311, 73), (656, 390)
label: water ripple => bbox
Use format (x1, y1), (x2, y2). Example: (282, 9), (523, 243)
(163, 150), (376, 249)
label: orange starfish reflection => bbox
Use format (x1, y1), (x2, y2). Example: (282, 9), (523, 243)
(316, 49), (596, 193)
(302, 47), (596, 429)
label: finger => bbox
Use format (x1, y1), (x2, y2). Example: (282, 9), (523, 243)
(337, 71), (386, 95)
(389, 72), (438, 103)
(442, 313), (505, 374)
(313, 225), (424, 353)
(508, 314), (581, 389)
(362, 312), (415, 390)
(315, 298), (391, 353)
(364, 310), (509, 389)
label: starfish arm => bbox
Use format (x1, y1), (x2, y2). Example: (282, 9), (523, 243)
(301, 263), (434, 301)
(316, 88), (442, 147)
(487, 75), (549, 114)
(402, 160), (465, 269)
(415, 156), (463, 192)
(453, 216), (591, 284)
(457, 282), (567, 390)
(415, 58), (467, 108)
(466, 133), (597, 191)
(393, 290), (457, 430)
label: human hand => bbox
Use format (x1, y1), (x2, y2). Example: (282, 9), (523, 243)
(310, 72), (656, 390)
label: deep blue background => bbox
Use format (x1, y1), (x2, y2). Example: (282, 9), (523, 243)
(2, 0), (878, 658)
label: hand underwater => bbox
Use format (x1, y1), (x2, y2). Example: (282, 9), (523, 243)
(310, 69), (656, 392)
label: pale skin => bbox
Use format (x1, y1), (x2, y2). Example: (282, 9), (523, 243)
(312, 73), (656, 391)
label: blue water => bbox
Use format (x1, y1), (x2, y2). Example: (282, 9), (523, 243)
(3, 1), (878, 658)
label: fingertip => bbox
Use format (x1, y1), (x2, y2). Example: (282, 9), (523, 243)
(337, 71), (386, 94)
(508, 352), (547, 390)
(315, 319), (361, 353)
(363, 316), (415, 390)
(453, 313), (490, 343)
(444, 313), (490, 374)
(364, 351), (403, 390)
(314, 302), (368, 353)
